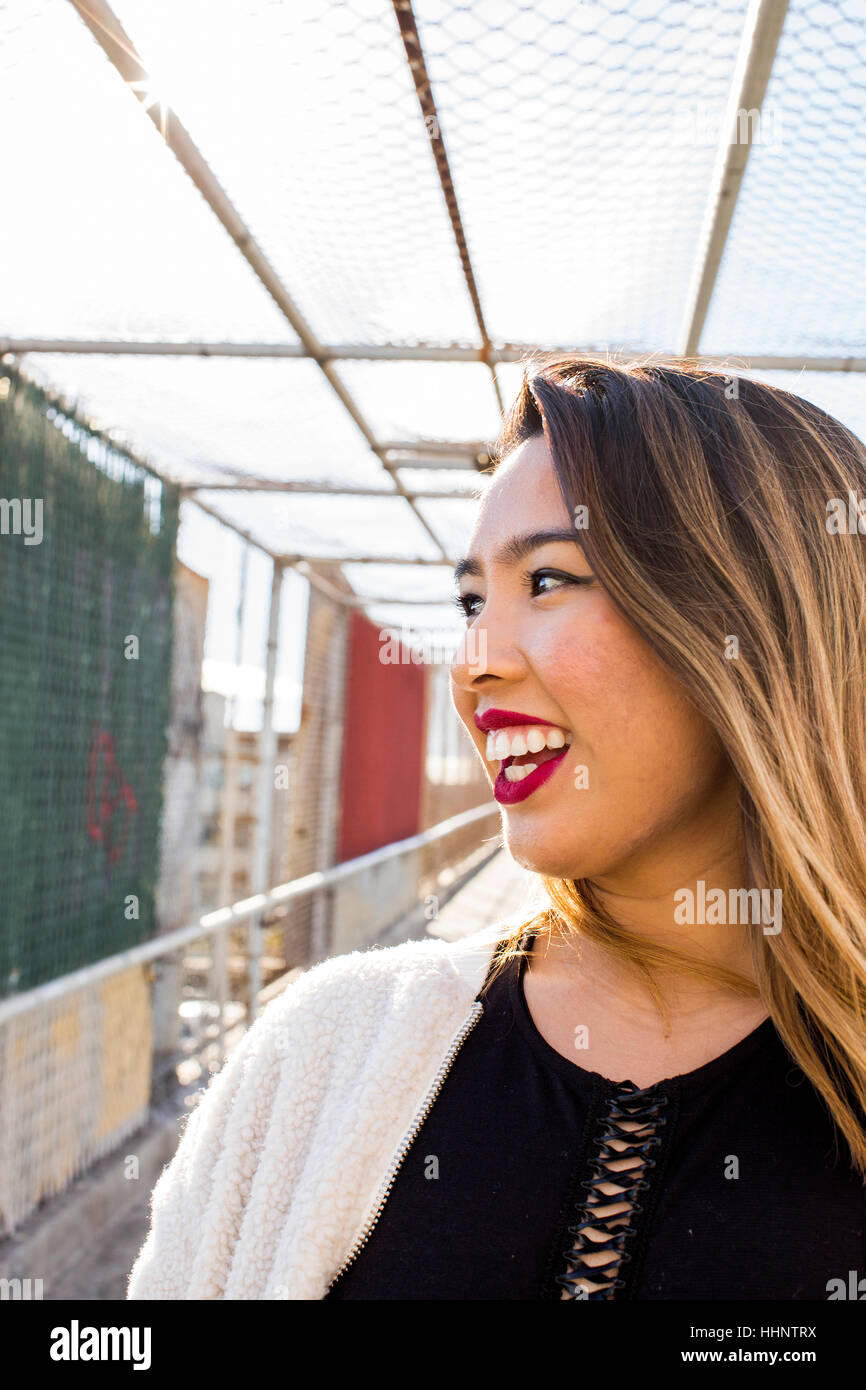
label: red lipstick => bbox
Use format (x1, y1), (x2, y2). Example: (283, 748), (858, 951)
(493, 749), (570, 804)
(474, 707), (570, 733)
(474, 708), (572, 805)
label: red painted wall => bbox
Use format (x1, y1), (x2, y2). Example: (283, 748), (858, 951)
(337, 612), (427, 862)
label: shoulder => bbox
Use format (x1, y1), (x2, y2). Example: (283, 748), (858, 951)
(257, 920), (509, 1037)
(192, 921), (511, 1119)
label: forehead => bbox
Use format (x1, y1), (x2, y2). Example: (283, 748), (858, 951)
(473, 434), (570, 540)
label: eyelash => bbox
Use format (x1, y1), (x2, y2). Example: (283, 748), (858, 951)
(451, 567), (593, 619)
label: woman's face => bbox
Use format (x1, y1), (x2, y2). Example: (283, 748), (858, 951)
(450, 433), (738, 885)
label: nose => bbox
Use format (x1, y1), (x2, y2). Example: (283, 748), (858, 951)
(449, 604), (527, 695)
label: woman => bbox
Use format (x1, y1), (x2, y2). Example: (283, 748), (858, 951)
(128, 356), (866, 1300)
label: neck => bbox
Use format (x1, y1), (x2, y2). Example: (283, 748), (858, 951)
(538, 841), (763, 1025)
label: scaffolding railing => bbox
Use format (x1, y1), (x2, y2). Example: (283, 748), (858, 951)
(0, 798), (500, 1029)
(0, 799), (499, 1235)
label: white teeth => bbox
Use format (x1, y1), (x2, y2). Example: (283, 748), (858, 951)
(504, 762), (538, 782)
(482, 723), (572, 763)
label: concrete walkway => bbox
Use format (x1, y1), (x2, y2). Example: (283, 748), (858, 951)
(425, 844), (546, 943)
(2, 848), (546, 1300)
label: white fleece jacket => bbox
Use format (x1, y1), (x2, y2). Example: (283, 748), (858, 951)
(126, 922), (508, 1300)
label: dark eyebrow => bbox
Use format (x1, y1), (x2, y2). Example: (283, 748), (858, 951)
(453, 528), (584, 584)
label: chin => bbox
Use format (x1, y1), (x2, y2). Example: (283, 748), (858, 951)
(503, 834), (587, 881)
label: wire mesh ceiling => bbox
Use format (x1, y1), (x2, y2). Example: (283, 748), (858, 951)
(1, 0), (864, 607)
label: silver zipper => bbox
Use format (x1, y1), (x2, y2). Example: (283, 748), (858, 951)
(325, 998), (484, 1290)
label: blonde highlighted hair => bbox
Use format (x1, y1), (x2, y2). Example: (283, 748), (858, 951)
(481, 355), (866, 1178)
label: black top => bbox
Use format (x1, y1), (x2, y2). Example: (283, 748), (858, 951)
(326, 934), (866, 1300)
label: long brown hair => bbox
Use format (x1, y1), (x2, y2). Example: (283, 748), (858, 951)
(481, 354), (866, 1177)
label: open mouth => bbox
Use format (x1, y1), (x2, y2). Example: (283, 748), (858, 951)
(484, 724), (572, 784)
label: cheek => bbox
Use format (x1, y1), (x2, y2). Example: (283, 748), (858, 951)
(533, 607), (653, 732)
(541, 612), (718, 794)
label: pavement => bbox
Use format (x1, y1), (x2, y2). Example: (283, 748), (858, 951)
(425, 842), (546, 942)
(0, 847), (546, 1301)
(47, 1193), (169, 1302)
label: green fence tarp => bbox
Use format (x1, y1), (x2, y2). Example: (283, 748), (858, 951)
(0, 367), (179, 996)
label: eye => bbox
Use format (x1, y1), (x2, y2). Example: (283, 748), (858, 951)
(524, 567), (594, 597)
(451, 568), (593, 619)
(451, 591), (482, 619)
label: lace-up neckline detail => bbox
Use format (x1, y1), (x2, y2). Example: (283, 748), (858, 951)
(557, 1080), (670, 1299)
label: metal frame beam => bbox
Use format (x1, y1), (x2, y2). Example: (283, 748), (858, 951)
(280, 553), (456, 567)
(6, 339), (862, 374)
(180, 479), (483, 499)
(391, 0), (504, 418)
(66, 0), (452, 562)
(678, 0), (790, 357)
(248, 560), (283, 1020)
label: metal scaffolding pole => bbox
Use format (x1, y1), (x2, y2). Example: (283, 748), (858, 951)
(4, 338), (865, 373)
(279, 552), (456, 567)
(248, 561), (283, 1022)
(180, 478), (482, 500)
(213, 541), (250, 1056)
(678, 0), (790, 358)
(391, 0), (505, 418)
